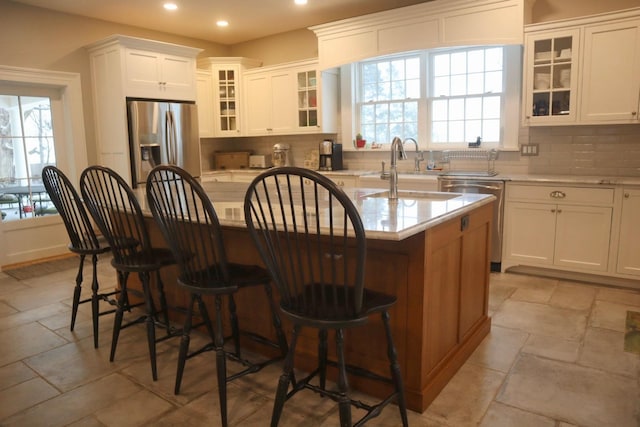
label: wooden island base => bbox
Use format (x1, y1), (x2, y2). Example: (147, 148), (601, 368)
(142, 201), (493, 413)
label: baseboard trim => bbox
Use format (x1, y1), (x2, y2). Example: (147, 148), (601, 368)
(505, 265), (640, 290)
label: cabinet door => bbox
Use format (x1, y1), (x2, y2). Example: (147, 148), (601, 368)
(523, 29), (580, 125)
(269, 71), (296, 134)
(160, 54), (196, 100)
(214, 65), (242, 136)
(244, 73), (271, 135)
(580, 20), (640, 123)
(503, 201), (556, 265)
(554, 205), (612, 272)
(125, 49), (162, 97)
(617, 189), (640, 276)
(196, 71), (214, 137)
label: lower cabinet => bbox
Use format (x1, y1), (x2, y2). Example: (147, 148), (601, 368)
(617, 188), (640, 276)
(503, 183), (614, 273)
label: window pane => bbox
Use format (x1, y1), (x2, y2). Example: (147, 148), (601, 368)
(449, 99), (464, 120)
(433, 54), (449, 76)
(449, 121), (464, 142)
(450, 52), (466, 75)
(363, 83), (377, 102)
(434, 76), (450, 97)
(432, 122), (448, 142)
(467, 73), (484, 95)
(405, 101), (418, 122)
(483, 96), (501, 119)
(391, 81), (405, 99)
(375, 104), (389, 122)
(466, 97), (482, 120)
(362, 63), (377, 84)
(406, 57), (420, 79)
(406, 79), (420, 98)
(467, 49), (484, 73)
(432, 100), (448, 121)
(451, 75), (466, 96)
(465, 120), (481, 141)
(389, 102), (404, 123)
(377, 82), (391, 101)
(485, 47), (503, 71)
(391, 60), (405, 80)
(485, 71), (503, 93)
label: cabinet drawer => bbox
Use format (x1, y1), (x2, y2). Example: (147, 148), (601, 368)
(507, 184), (614, 205)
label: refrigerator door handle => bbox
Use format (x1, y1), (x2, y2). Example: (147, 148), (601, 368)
(166, 110), (177, 165)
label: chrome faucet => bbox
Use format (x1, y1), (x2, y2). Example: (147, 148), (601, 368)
(402, 138), (422, 171)
(389, 136), (407, 200)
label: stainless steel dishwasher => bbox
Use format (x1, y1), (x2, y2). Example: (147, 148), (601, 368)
(438, 176), (505, 272)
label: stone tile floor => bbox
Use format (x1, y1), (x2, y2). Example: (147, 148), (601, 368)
(0, 257), (638, 426)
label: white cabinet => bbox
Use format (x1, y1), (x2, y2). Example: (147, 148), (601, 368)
(196, 70), (214, 137)
(243, 59), (338, 136)
(616, 188), (640, 276)
(580, 19), (640, 123)
(124, 48), (197, 100)
(503, 184), (614, 273)
(198, 58), (262, 137)
(321, 173), (358, 188)
(523, 29), (580, 125)
(86, 35), (201, 183)
(523, 9), (640, 126)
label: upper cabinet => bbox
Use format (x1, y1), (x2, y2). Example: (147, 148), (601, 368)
(243, 59), (338, 136)
(580, 19), (640, 123)
(86, 35), (201, 182)
(197, 57), (262, 138)
(523, 29), (579, 125)
(523, 8), (640, 126)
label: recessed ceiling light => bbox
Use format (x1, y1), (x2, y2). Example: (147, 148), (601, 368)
(163, 3), (178, 11)
(216, 20), (229, 27)
(295, 0), (308, 5)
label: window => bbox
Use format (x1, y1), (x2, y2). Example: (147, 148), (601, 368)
(351, 45), (521, 150)
(0, 89), (59, 221)
(358, 56), (421, 144)
(430, 47), (503, 144)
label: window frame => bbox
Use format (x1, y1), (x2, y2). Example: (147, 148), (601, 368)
(344, 45), (522, 152)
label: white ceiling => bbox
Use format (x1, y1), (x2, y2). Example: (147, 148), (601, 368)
(11, 0), (434, 45)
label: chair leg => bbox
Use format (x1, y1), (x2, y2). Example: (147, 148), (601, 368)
(318, 329), (328, 392)
(214, 295), (229, 427)
(70, 254), (86, 332)
(155, 270), (172, 336)
(90, 254), (100, 349)
(335, 328), (352, 427)
(110, 271), (128, 362)
(140, 271), (158, 381)
(264, 282), (288, 358)
(175, 293), (196, 395)
(382, 311), (408, 427)
(228, 294), (241, 357)
(271, 324), (299, 427)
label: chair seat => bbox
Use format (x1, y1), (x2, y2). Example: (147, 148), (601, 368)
(111, 247), (175, 273)
(177, 263), (270, 295)
(282, 284), (397, 328)
(69, 234), (111, 255)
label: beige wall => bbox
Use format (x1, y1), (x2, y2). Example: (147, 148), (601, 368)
(0, 0), (228, 165)
(229, 29), (319, 66)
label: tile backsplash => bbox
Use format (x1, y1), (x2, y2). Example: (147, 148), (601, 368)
(200, 124), (640, 177)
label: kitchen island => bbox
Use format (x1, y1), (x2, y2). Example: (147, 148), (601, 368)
(136, 182), (495, 412)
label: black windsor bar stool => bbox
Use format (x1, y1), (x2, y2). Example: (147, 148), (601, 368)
(146, 165), (288, 427)
(42, 166), (115, 348)
(79, 165), (179, 381)
(244, 167), (409, 427)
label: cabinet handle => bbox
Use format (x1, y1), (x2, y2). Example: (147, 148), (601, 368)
(551, 209), (556, 213)
(632, 112), (637, 116)
(624, 192), (630, 198)
(557, 209), (562, 214)
(550, 190), (566, 199)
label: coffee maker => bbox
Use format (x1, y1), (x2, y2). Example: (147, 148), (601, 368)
(272, 143), (292, 167)
(318, 140), (343, 171)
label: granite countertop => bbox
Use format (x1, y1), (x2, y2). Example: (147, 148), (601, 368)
(203, 169), (640, 185)
(135, 182), (494, 241)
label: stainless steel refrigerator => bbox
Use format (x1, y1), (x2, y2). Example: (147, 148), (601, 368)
(127, 99), (201, 187)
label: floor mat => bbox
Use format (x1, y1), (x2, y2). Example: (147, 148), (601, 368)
(624, 311), (640, 355)
(3, 256), (79, 280)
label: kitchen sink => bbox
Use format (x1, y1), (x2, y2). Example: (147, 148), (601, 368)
(363, 190), (458, 201)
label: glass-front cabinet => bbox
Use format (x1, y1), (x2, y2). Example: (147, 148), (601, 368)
(523, 29), (580, 125)
(297, 69), (318, 129)
(217, 67), (238, 134)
